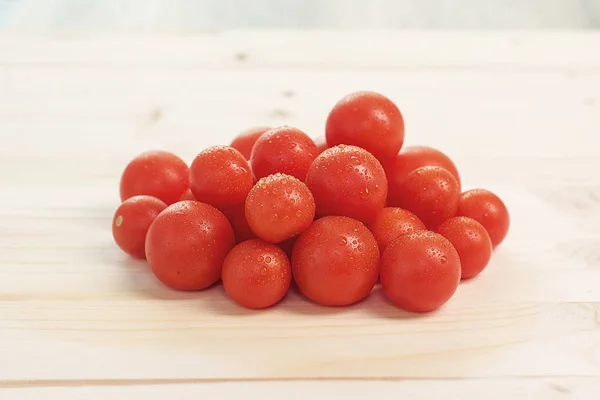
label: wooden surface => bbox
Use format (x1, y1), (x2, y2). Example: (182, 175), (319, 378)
(1, 32), (599, 399)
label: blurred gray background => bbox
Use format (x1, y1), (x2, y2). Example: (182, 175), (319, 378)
(0, 0), (599, 31)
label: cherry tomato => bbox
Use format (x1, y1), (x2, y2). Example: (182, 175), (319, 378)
(222, 205), (257, 243)
(325, 91), (404, 162)
(393, 166), (460, 229)
(222, 239), (292, 309)
(245, 173), (315, 243)
(250, 126), (317, 181)
(112, 195), (167, 259)
(368, 207), (426, 254)
(436, 217), (492, 279)
(457, 189), (510, 248)
(120, 150), (189, 205)
(278, 236), (297, 259)
(314, 135), (329, 155)
(386, 146), (461, 206)
(380, 231), (461, 313)
(179, 188), (196, 201)
(292, 216), (380, 306)
(305, 145), (387, 224)
(145, 200), (235, 291)
(189, 146), (253, 211)
(230, 126), (271, 160)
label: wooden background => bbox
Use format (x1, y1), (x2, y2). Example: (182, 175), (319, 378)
(1, 32), (599, 398)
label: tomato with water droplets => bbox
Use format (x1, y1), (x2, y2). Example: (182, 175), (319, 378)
(222, 239), (292, 309)
(305, 145), (387, 224)
(292, 216), (380, 306)
(230, 126), (271, 159)
(457, 189), (509, 248)
(245, 173), (315, 243)
(368, 207), (426, 254)
(380, 231), (461, 313)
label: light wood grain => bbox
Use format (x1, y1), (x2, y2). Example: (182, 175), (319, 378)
(1, 32), (599, 398)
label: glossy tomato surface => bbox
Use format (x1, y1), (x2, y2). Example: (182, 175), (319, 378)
(292, 216), (380, 306)
(120, 150), (189, 205)
(305, 145), (387, 224)
(222, 239), (292, 309)
(112, 195), (167, 259)
(145, 201), (235, 291)
(457, 189), (510, 248)
(230, 126), (271, 159)
(189, 146), (253, 211)
(326, 91), (404, 162)
(368, 207), (426, 254)
(245, 173), (315, 243)
(250, 126), (317, 181)
(436, 217), (492, 279)
(380, 231), (461, 313)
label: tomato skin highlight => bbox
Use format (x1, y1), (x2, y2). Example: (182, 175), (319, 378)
(368, 207), (426, 255)
(112, 195), (167, 259)
(245, 173), (315, 243)
(292, 216), (380, 306)
(393, 166), (460, 229)
(189, 146), (253, 211)
(222, 239), (292, 309)
(250, 126), (317, 181)
(457, 189), (510, 248)
(380, 231), (461, 313)
(326, 91), (404, 162)
(230, 126), (271, 160)
(386, 146), (460, 206)
(145, 200), (235, 291)
(119, 150), (189, 205)
(305, 144), (387, 224)
(436, 217), (492, 279)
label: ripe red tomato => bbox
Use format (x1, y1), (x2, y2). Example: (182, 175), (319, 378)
(386, 146), (461, 206)
(292, 216), (380, 306)
(230, 126), (271, 159)
(250, 126), (317, 181)
(457, 189), (510, 248)
(178, 188), (196, 201)
(278, 236), (297, 259)
(245, 173), (315, 243)
(120, 150), (189, 205)
(112, 195), (167, 259)
(222, 205), (257, 243)
(380, 231), (461, 313)
(305, 145), (387, 224)
(189, 146), (253, 211)
(436, 217), (492, 279)
(222, 239), (292, 309)
(368, 207), (426, 254)
(393, 166), (460, 229)
(325, 91), (404, 162)
(145, 201), (235, 291)
(314, 135), (328, 155)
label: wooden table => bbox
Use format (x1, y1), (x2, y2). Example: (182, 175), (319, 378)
(1, 32), (599, 399)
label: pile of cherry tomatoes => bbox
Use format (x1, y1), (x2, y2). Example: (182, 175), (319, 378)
(112, 91), (509, 313)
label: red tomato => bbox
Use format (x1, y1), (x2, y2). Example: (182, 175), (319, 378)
(222, 239), (292, 309)
(436, 217), (492, 279)
(326, 91), (404, 162)
(457, 189), (510, 248)
(386, 146), (461, 206)
(314, 135), (329, 155)
(230, 126), (271, 159)
(368, 207), (426, 254)
(222, 205), (257, 243)
(250, 126), (317, 181)
(278, 236), (297, 259)
(145, 201), (235, 291)
(245, 173), (315, 243)
(305, 145), (387, 224)
(380, 231), (461, 313)
(112, 195), (167, 259)
(394, 166), (460, 229)
(189, 146), (253, 211)
(119, 150), (189, 205)
(178, 188), (196, 201)
(292, 216), (380, 306)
